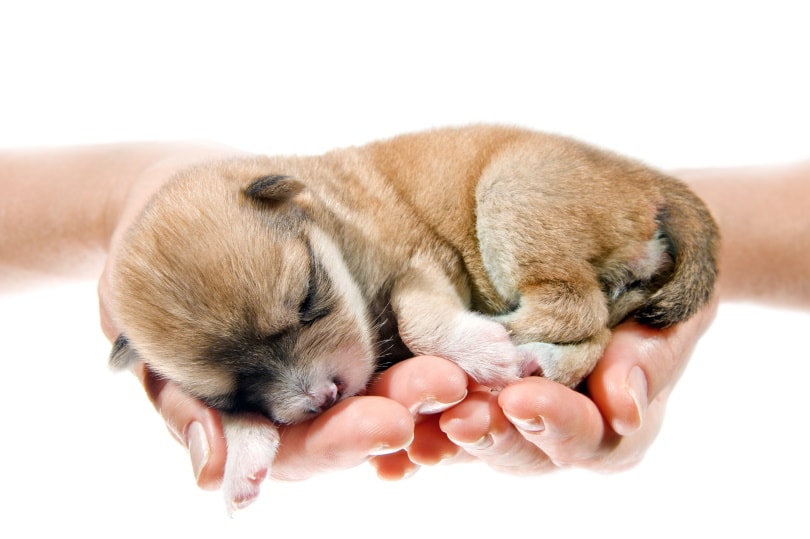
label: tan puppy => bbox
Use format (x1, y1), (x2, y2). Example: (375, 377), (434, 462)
(109, 125), (718, 511)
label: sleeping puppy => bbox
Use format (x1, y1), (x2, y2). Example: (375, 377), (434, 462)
(108, 125), (718, 511)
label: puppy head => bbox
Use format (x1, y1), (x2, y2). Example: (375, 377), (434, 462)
(110, 159), (376, 424)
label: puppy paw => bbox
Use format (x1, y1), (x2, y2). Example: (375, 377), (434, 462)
(445, 313), (523, 388)
(516, 341), (600, 388)
(221, 414), (280, 515)
(516, 342), (563, 380)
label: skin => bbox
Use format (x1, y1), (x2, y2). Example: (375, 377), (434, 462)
(1, 143), (807, 488)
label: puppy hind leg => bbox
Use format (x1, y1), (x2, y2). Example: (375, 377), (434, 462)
(220, 413), (280, 515)
(500, 280), (611, 387)
(517, 327), (611, 388)
(500, 280), (609, 343)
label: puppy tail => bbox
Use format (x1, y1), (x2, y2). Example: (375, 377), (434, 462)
(634, 177), (719, 328)
(109, 335), (140, 370)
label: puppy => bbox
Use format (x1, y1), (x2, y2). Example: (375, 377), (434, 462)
(109, 125), (718, 511)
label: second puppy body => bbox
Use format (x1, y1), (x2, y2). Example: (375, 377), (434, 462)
(109, 125), (718, 510)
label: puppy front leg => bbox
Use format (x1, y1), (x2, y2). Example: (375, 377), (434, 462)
(220, 413), (280, 514)
(391, 260), (525, 388)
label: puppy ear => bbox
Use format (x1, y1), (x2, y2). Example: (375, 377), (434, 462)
(244, 174), (304, 202)
(109, 335), (140, 371)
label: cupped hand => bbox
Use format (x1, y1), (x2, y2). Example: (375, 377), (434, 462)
(370, 297), (718, 477)
(123, 363), (417, 488)
(101, 297), (717, 488)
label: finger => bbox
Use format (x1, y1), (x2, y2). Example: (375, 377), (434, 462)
(367, 356), (469, 468)
(439, 389), (557, 474)
(271, 396), (414, 481)
(405, 414), (463, 466)
(369, 450), (421, 481)
(497, 376), (612, 468)
(587, 296), (718, 435)
(103, 265), (228, 490)
(133, 362), (228, 490)
(368, 356), (469, 417)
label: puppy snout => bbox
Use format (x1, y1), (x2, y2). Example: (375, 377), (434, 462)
(317, 384), (338, 412)
(310, 378), (344, 413)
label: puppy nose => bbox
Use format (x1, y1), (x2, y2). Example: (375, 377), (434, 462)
(313, 382), (340, 413)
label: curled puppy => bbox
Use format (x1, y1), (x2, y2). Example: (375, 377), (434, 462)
(109, 125), (718, 511)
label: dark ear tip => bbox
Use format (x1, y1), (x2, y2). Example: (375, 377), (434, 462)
(109, 335), (139, 370)
(245, 174), (304, 201)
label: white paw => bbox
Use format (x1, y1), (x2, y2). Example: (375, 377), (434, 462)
(221, 414), (280, 515)
(516, 342), (564, 380)
(444, 313), (523, 388)
(517, 341), (599, 388)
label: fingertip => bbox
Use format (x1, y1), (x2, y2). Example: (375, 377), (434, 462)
(144, 372), (228, 489)
(405, 416), (461, 465)
(622, 365), (648, 434)
(587, 321), (666, 436)
(497, 376), (559, 423)
(438, 390), (500, 444)
(189, 408), (228, 490)
(593, 300), (716, 426)
(312, 396), (416, 457)
(369, 451), (421, 481)
(498, 377), (603, 439)
(587, 357), (641, 436)
(369, 355), (469, 416)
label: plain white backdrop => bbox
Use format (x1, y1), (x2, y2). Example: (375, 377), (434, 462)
(1, 1), (808, 537)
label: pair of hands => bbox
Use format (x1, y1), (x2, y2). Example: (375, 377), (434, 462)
(97, 150), (717, 490)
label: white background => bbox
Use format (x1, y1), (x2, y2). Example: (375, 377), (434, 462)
(1, 1), (808, 537)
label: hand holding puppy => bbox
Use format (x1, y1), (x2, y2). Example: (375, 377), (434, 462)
(103, 126), (717, 510)
(91, 140), (704, 490)
(113, 309), (715, 489)
(4, 138), (806, 511)
(93, 137), (716, 490)
(369, 298), (717, 478)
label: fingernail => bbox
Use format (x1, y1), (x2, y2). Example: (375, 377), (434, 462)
(414, 390), (468, 415)
(616, 366), (648, 436)
(447, 432), (494, 451)
(504, 412), (545, 433)
(187, 421), (210, 482)
(369, 433), (415, 456)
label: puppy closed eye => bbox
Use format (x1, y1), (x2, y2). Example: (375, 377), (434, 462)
(299, 257), (335, 324)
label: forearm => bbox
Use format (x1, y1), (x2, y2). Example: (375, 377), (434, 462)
(0, 142), (240, 291)
(678, 161), (810, 309)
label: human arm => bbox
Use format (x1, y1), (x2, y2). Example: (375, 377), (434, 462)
(678, 161), (810, 308)
(0, 142), (237, 291)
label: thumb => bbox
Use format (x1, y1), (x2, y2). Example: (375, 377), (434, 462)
(587, 296), (718, 435)
(132, 362), (228, 490)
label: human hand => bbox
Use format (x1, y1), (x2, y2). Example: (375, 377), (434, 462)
(99, 297), (716, 488)
(369, 297), (718, 477)
(120, 362), (417, 488)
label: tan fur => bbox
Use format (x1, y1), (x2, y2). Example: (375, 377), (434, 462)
(109, 125), (718, 511)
